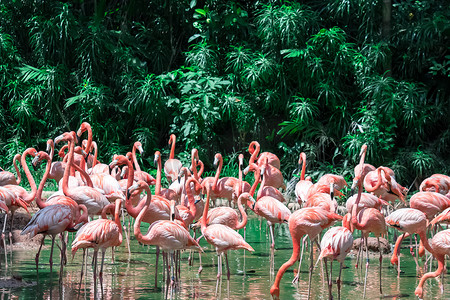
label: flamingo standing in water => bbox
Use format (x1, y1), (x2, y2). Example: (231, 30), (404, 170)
(317, 226), (354, 299)
(0, 154), (22, 186)
(270, 207), (343, 299)
(200, 186), (254, 279)
(132, 180), (202, 286)
(164, 134), (182, 183)
(71, 198), (123, 282)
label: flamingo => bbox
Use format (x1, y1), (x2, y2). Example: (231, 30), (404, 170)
(385, 208), (430, 276)
(317, 226), (354, 299)
(409, 191), (450, 220)
(248, 141), (280, 170)
(164, 134), (182, 182)
(88, 142), (110, 175)
(295, 152), (313, 206)
(419, 174), (450, 194)
(56, 131), (109, 215)
(132, 180), (202, 286)
(351, 160), (387, 297)
(21, 202), (88, 272)
(0, 154), (21, 186)
(71, 198), (123, 281)
(200, 186), (254, 279)
(351, 144), (375, 191)
(257, 158), (285, 202)
(306, 174), (347, 200)
(414, 229), (450, 299)
(364, 166), (408, 204)
(154, 151), (177, 201)
(45, 139), (66, 183)
(270, 207), (343, 299)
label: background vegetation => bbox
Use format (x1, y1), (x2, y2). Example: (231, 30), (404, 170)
(0, 0), (449, 191)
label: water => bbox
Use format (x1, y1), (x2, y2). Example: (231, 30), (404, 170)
(1, 215), (448, 299)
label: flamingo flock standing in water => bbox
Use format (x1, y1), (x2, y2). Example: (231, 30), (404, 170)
(1, 122), (450, 299)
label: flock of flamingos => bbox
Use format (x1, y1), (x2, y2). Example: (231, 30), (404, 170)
(0, 122), (450, 299)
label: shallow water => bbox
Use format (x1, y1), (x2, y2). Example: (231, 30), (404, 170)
(1, 215), (448, 299)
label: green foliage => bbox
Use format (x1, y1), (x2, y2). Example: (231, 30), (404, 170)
(0, 0), (448, 191)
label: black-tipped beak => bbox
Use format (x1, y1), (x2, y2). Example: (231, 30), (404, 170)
(194, 199), (201, 205)
(32, 162), (38, 171)
(153, 159), (157, 168)
(171, 213), (176, 221)
(350, 188), (354, 197)
(126, 190), (131, 200)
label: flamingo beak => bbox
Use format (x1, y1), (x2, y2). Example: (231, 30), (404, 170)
(109, 159), (119, 169)
(243, 166), (249, 175)
(54, 134), (64, 144)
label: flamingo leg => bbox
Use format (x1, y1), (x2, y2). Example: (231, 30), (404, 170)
(35, 236), (45, 271)
(2, 213), (8, 267)
(80, 249), (86, 282)
(93, 249), (98, 285)
(363, 236), (369, 299)
(99, 249), (106, 279)
(217, 253), (222, 279)
(49, 235), (56, 272)
(198, 251), (203, 274)
(225, 253), (230, 280)
(337, 262), (343, 299)
(9, 211), (14, 251)
(155, 246), (160, 288)
(308, 239), (314, 299)
(292, 235), (307, 284)
(377, 237), (383, 294)
(170, 252), (175, 287)
(355, 239), (362, 269)
(324, 258), (332, 299)
(269, 223), (275, 249)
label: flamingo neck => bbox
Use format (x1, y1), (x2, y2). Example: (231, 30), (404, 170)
(76, 205), (89, 225)
(155, 155), (162, 195)
(366, 168), (385, 192)
(184, 177), (198, 224)
(249, 169), (261, 197)
(132, 143), (141, 172)
(93, 142), (98, 166)
(133, 187), (152, 244)
(36, 156), (52, 208)
(415, 254), (445, 296)
(391, 233), (409, 265)
(235, 194), (248, 230)
(418, 231), (434, 255)
(114, 199), (122, 234)
(300, 152), (306, 181)
(270, 233), (301, 298)
(62, 139), (74, 198)
(201, 187), (211, 232)
(71, 161), (93, 187)
(212, 156), (223, 190)
(191, 150), (199, 181)
(248, 141), (260, 165)
(13, 154), (21, 185)
(169, 135), (176, 159)
(257, 169), (267, 201)
(21, 149), (37, 203)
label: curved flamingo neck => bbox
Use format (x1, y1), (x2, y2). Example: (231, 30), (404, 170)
(257, 167), (267, 201)
(235, 194), (248, 230)
(36, 155), (52, 208)
(114, 199), (122, 234)
(248, 141), (260, 165)
(76, 205), (89, 225)
(185, 177), (198, 223)
(418, 230), (434, 255)
(13, 154), (21, 185)
(62, 139), (75, 197)
(82, 124), (93, 158)
(169, 135), (176, 159)
(133, 186), (152, 244)
(47, 140), (55, 160)
(299, 152), (306, 181)
(391, 233), (409, 265)
(197, 160), (204, 178)
(132, 142), (141, 172)
(270, 232), (301, 298)
(366, 167), (385, 192)
(21, 149), (37, 203)
(59, 144), (68, 159)
(416, 254), (445, 296)
(71, 160), (93, 187)
(249, 169), (261, 197)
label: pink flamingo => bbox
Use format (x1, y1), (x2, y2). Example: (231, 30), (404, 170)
(164, 134), (182, 182)
(295, 152), (313, 206)
(385, 208), (430, 275)
(200, 186), (254, 279)
(56, 132), (109, 215)
(21, 202), (88, 272)
(414, 229), (450, 298)
(45, 139), (66, 183)
(175, 169), (202, 227)
(419, 174), (450, 194)
(154, 151), (177, 201)
(270, 207), (343, 299)
(410, 191), (450, 220)
(351, 144), (375, 191)
(257, 158), (285, 202)
(72, 198), (122, 282)
(129, 141), (155, 185)
(318, 226), (354, 299)
(248, 141), (280, 170)
(248, 170), (291, 248)
(351, 160), (387, 297)
(306, 174), (347, 200)
(132, 180), (202, 286)
(0, 154), (22, 186)
(364, 166), (408, 204)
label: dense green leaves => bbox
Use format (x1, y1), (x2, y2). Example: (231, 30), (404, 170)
(0, 0), (448, 188)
